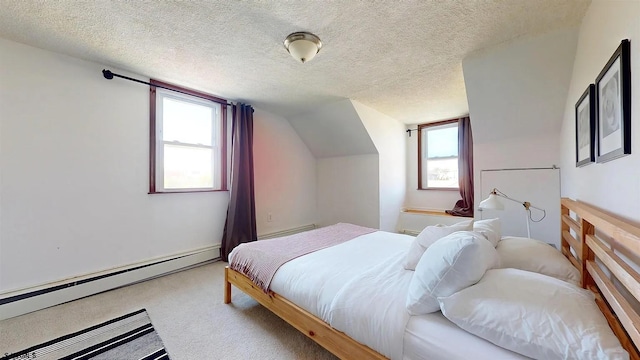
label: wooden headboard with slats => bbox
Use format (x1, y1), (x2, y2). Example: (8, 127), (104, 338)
(561, 198), (640, 360)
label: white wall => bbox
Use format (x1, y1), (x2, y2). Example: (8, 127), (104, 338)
(474, 131), (561, 171)
(353, 101), (406, 231)
(475, 130), (561, 205)
(286, 100), (382, 230)
(288, 99), (407, 231)
(287, 100), (377, 158)
(463, 27), (579, 144)
(0, 39), (229, 292)
(253, 109), (317, 235)
(0, 39), (319, 293)
(316, 155), (379, 229)
(560, 0), (640, 223)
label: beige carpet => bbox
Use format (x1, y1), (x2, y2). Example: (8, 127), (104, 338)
(0, 261), (337, 359)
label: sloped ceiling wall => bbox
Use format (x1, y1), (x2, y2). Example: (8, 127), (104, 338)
(463, 27), (580, 144)
(289, 99), (408, 231)
(352, 101), (407, 231)
(287, 100), (378, 158)
(462, 27), (580, 228)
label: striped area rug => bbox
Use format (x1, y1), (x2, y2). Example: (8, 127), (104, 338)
(1, 309), (170, 360)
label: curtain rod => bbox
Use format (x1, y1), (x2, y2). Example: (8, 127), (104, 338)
(101, 69), (231, 106)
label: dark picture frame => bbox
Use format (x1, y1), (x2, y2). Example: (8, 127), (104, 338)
(596, 39), (631, 163)
(576, 84), (596, 167)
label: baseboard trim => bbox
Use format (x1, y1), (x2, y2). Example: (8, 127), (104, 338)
(258, 224), (316, 240)
(0, 245), (220, 320)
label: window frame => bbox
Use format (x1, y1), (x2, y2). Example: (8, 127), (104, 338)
(417, 118), (460, 191)
(149, 79), (228, 194)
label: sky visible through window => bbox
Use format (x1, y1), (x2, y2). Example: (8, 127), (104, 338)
(162, 97), (215, 189)
(164, 144), (213, 188)
(422, 124), (459, 188)
(427, 126), (458, 158)
(163, 98), (213, 145)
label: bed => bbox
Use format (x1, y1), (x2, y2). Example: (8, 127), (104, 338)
(224, 198), (640, 359)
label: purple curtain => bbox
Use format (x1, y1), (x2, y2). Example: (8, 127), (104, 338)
(221, 103), (257, 261)
(446, 117), (474, 217)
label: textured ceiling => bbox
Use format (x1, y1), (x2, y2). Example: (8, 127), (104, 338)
(0, 0), (589, 124)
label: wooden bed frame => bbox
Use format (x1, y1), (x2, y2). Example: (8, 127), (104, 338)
(224, 265), (385, 359)
(224, 197), (640, 359)
(560, 198), (640, 360)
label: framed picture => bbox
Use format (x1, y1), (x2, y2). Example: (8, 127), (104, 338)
(575, 84), (596, 167)
(596, 39), (631, 163)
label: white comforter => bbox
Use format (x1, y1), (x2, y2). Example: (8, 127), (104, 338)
(271, 231), (413, 359)
(270, 231), (526, 360)
(270, 231), (413, 321)
(329, 251), (412, 359)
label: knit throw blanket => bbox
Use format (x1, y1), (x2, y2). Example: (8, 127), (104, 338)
(229, 223), (377, 292)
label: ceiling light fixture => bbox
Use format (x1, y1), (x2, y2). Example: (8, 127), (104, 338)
(284, 32), (322, 63)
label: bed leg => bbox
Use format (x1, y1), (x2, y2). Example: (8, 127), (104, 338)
(224, 267), (232, 304)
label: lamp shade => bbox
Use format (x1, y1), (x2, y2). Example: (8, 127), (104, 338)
(284, 32), (322, 63)
(479, 194), (505, 210)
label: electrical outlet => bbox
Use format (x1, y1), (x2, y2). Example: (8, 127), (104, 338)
(267, 213), (273, 222)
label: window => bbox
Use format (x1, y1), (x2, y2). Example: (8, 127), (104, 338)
(150, 80), (227, 193)
(418, 119), (459, 189)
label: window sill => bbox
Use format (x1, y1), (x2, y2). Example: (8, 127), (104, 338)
(149, 189), (229, 194)
(417, 187), (459, 191)
(403, 209), (454, 217)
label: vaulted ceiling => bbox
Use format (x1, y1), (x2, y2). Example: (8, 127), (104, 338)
(0, 0), (589, 124)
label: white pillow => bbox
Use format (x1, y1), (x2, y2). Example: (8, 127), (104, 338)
(403, 219), (473, 270)
(406, 231), (499, 315)
(439, 268), (627, 360)
(473, 218), (501, 247)
(497, 236), (581, 286)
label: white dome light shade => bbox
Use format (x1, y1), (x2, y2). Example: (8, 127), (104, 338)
(284, 32), (322, 63)
(479, 194), (505, 210)
(288, 39), (318, 63)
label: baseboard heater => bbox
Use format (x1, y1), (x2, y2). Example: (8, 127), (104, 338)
(401, 229), (421, 237)
(400, 209), (469, 237)
(0, 245), (220, 320)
